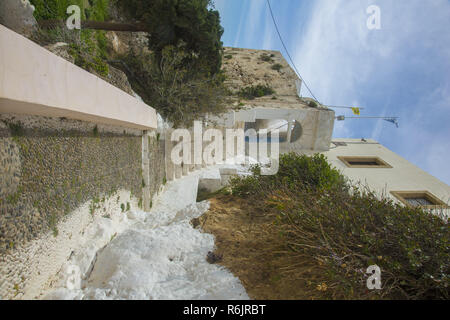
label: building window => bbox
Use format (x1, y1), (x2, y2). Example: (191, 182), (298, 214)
(390, 191), (448, 209)
(337, 156), (392, 168)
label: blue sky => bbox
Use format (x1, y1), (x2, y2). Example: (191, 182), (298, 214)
(214, 0), (450, 185)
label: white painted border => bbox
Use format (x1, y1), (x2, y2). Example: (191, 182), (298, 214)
(0, 25), (157, 130)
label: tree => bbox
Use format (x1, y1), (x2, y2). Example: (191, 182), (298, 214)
(37, 0), (224, 76)
(123, 45), (229, 128)
(117, 0), (224, 76)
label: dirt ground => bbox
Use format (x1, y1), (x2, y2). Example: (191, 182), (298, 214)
(195, 194), (329, 300)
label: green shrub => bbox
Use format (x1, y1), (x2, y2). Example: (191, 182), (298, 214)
(6, 122), (25, 137)
(230, 153), (449, 299)
(238, 85), (275, 100)
(117, 0), (224, 76)
(30, 0), (109, 21)
(122, 46), (229, 127)
(308, 100), (318, 108)
(275, 188), (449, 299)
(271, 63), (283, 71)
(31, 1), (111, 78)
(260, 53), (274, 63)
(231, 153), (346, 197)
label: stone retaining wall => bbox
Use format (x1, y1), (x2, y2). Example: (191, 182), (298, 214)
(0, 113), (166, 298)
(0, 113), (165, 254)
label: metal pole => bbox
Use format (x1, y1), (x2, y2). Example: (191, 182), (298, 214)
(341, 116), (399, 119)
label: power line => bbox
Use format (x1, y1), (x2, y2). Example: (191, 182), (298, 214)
(266, 0), (319, 102)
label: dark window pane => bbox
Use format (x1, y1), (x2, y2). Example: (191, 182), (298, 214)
(405, 197), (433, 206)
(348, 161), (379, 166)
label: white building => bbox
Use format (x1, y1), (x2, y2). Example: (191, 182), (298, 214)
(323, 138), (450, 215)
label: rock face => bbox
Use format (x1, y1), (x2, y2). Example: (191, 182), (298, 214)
(44, 42), (75, 64)
(0, 0), (37, 37)
(105, 31), (150, 57)
(222, 47), (310, 110)
(223, 47), (299, 96)
(107, 65), (135, 96)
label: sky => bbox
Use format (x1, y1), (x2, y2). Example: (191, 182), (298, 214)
(214, 0), (450, 185)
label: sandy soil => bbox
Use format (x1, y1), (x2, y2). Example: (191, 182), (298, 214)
(197, 193), (328, 300)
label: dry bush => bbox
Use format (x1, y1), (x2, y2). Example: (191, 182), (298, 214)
(122, 45), (230, 127)
(230, 153), (449, 299)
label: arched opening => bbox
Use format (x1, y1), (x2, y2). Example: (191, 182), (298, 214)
(245, 119), (289, 142)
(290, 121), (303, 143)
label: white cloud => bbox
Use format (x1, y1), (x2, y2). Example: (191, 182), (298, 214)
(232, 4), (247, 48)
(291, 0), (450, 184)
(262, 8), (275, 50)
(241, 0), (268, 48)
(293, 0), (378, 104)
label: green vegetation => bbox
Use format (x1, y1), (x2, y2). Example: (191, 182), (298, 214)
(30, 0), (228, 126)
(4, 121), (25, 137)
(260, 53), (274, 63)
(68, 30), (110, 77)
(117, 0), (224, 76)
(52, 226), (59, 237)
(271, 63), (283, 71)
(31, 1), (111, 78)
(197, 187), (231, 202)
(6, 186), (23, 206)
(113, 0), (228, 127)
(123, 45), (229, 127)
(48, 212), (59, 237)
(308, 100), (318, 108)
(238, 85), (275, 100)
(30, 0), (109, 21)
(230, 153), (449, 299)
(13, 283), (20, 297)
(90, 197), (101, 216)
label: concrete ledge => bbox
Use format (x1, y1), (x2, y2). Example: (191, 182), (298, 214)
(0, 24), (157, 130)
